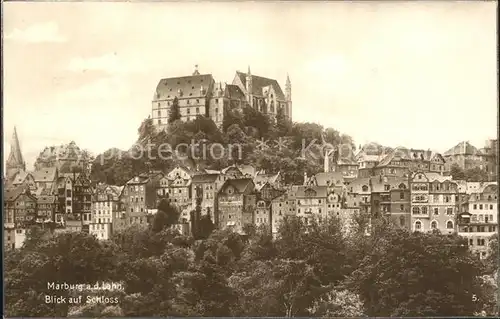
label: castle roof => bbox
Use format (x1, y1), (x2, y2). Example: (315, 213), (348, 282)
(235, 71), (286, 100)
(153, 74), (215, 101)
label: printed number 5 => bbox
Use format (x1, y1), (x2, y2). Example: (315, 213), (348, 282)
(472, 294), (478, 302)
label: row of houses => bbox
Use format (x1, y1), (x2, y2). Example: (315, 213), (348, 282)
(329, 140), (497, 181)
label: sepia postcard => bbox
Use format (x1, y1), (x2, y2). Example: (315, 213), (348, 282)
(2, 1), (499, 318)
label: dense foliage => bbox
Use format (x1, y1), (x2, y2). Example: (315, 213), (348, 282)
(91, 107), (354, 185)
(450, 163), (491, 182)
(4, 216), (497, 317)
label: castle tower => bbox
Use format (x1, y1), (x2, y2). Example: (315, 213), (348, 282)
(246, 65), (253, 107)
(6, 126), (26, 180)
(285, 73), (292, 120)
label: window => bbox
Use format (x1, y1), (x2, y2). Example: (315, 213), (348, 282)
(431, 221), (437, 229)
(446, 221), (453, 229)
(196, 107), (199, 114)
(400, 192), (404, 200)
(479, 204), (483, 210)
(446, 208), (453, 215)
(412, 206), (420, 215)
(421, 207), (427, 215)
(415, 221), (422, 231)
(434, 208), (439, 215)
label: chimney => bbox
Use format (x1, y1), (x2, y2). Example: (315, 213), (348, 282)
(303, 171), (308, 185)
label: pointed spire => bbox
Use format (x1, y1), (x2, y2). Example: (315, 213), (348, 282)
(7, 127), (25, 168)
(286, 73), (291, 85)
(247, 65), (251, 75)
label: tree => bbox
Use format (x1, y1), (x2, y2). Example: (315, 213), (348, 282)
(169, 97), (181, 124)
(153, 200), (181, 233)
(450, 164), (466, 180)
(137, 117), (156, 142)
(348, 225), (487, 317)
(308, 288), (365, 317)
(275, 106), (292, 137)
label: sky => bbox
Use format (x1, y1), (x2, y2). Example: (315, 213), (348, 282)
(3, 1), (498, 170)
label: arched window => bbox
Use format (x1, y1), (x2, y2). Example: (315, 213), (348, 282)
(399, 183), (406, 189)
(412, 206), (420, 215)
(431, 220), (438, 229)
(362, 185), (369, 192)
(446, 221), (453, 229)
(415, 220), (422, 231)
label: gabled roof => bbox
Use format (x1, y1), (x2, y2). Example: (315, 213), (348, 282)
(254, 172), (280, 186)
(126, 175), (150, 185)
(12, 171), (33, 185)
(235, 71), (286, 100)
(295, 185), (328, 198)
(444, 141), (479, 156)
(37, 195), (57, 204)
(221, 164), (243, 175)
(221, 178), (255, 194)
(239, 164), (258, 178)
(370, 176), (408, 193)
(5, 186), (27, 202)
(153, 74), (215, 101)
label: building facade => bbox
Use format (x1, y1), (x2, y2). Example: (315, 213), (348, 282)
(151, 66), (292, 130)
(216, 178), (256, 234)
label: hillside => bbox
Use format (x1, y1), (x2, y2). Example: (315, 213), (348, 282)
(90, 106), (356, 185)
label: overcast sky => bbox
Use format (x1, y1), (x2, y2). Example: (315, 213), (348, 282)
(3, 1), (498, 169)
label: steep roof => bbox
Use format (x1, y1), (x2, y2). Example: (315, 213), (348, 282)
(235, 71), (286, 100)
(153, 74), (215, 101)
(370, 176), (408, 193)
(32, 167), (58, 182)
(444, 141), (479, 156)
(5, 186), (26, 202)
(12, 171), (32, 185)
(6, 127), (25, 169)
(225, 84), (246, 100)
(254, 172), (280, 186)
(295, 185), (328, 198)
(222, 178), (255, 193)
(239, 164), (258, 178)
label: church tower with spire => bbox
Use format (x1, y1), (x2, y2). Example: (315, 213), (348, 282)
(6, 127), (26, 181)
(285, 74), (292, 120)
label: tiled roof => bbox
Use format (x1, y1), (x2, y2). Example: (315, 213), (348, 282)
(203, 169), (221, 175)
(32, 167), (58, 182)
(221, 164), (242, 175)
(296, 185), (328, 198)
(153, 74), (215, 101)
(346, 177), (371, 193)
(235, 71), (286, 100)
(225, 84), (246, 100)
(192, 173), (220, 183)
(254, 172), (280, 186)
(314, 172), (344, 186)
(12, 171), (31, 185)
(370, 176), (408, 193)
(444, 141), (479, 156)
(126, 175), (150, 185)
(425, 172), (452, 183)
(222, 178), (255, 193)
(5, 186), (26, 202)
(37, 195), (56, 204)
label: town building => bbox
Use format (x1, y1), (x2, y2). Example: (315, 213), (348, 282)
(295, 185), (328, 224)
(409, 171), (457, 233)
(4, 186), (37, 249)
(90, 184), (123, 240)
(217, 178), (256, 234)
(373, 148), (447, 178)
(443, 141), (488, 172)
(157, 166), (193, 208)
(270, 186), (298, 236)
(458, 182), (498, 259)
(121, 172), (164, 228)
(191, 173), (222, 223)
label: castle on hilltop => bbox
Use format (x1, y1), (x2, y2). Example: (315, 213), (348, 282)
(151, 65), (292, 130)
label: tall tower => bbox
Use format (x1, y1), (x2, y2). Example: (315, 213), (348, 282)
(6, 126), (26, 181)
(285, 74), (292, 120)
(246, 66), (253, 107)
